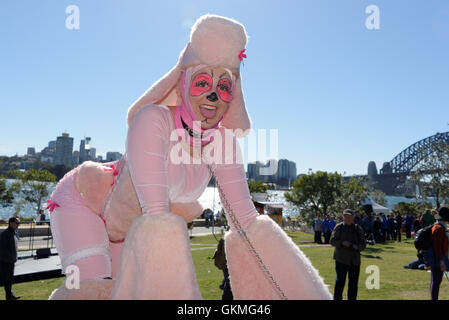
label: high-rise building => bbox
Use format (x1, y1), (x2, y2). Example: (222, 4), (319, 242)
(54, 133), (74, 166)
(277, 159), (297, 186)
(247, 162), (257, 181)
(72, 151), (80, 164)
(106, 152), (123, 162)
(79, 137), (92, 163)
(90, 147), (96, 160)
(288, 160), (297, 182)
(27, 147), (35, 156)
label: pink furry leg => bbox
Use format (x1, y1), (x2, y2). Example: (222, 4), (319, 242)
(110, 241), (124, 279)
(111, 213), (202, 300)
(225, 215), (332, 300)
(49, 279), (115, 300)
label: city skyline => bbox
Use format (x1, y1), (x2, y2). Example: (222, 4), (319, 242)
(1, 1), (448, 175)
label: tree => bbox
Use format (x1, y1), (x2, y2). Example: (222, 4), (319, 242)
(285, 172), (386, 225)
(248, 181), (268, 194)
(285, 171), (343, 224)
(368, 189), (387, 207)
(10, 169), (57, 214)
(331, 176), (368, 215)
(0, 177), (14, 207)
(411, 141), (449, 208)
(394, 201), (433, 217)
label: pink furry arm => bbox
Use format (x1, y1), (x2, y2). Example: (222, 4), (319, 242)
(208, 129), (259, 231)
(126, 105), (170, 215)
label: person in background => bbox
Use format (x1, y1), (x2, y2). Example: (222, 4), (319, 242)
(420, 210), (435, 229)
(404, 213), (414, 239)
(329, 216), (337, 234)
(322, 215), (332, 244)
(213, 238), (233, 300)
(37, 209), (46, 225)
(0, 217), (21, 300)
(380, 213), (388, 242)
(203, 208), (213, 228)
(387, 214), (395, 241)
(354, 211), (362, 226)
(429, 207), (449, 300)
(373, 215), (383, 243)
(394, 211), (403, 242)
(330, 209), (366, 300)
(413, 215), (422, 234)
(312, 215), (323, 244)
(361, 214), (373, 240)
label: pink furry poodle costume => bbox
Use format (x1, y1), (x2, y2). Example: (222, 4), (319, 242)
(48, 14), (332, 300)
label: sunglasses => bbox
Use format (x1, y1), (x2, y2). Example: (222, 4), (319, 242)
(190, 73), (233, 103)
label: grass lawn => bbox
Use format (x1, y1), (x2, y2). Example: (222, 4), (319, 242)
(2, 230), (447, 300)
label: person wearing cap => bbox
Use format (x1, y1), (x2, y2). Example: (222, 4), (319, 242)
(429, 207), (449, 300)
(0, 217), (20, 300)
(48, 14), (331, 300)
(330, 209), (366, 300)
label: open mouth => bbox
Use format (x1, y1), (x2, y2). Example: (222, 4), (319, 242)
(199, 104), (217, 119)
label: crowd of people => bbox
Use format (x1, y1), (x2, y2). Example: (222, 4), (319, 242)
(312, 209), (439, 247)
(326, 206), (449, 301)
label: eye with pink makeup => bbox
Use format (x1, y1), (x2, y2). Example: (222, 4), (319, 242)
(190, 73), (212, 96)
(217, 78), (232, 103)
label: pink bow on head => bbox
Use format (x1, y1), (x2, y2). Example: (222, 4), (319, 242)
(238, 49), (247, 62)
(46, 199), (60, 213)
(104, 164), (119, 186)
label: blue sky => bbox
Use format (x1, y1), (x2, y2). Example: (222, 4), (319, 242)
(1, 0), (448, 175)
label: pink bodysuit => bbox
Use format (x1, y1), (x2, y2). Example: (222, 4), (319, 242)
(50, 103), (258, 281)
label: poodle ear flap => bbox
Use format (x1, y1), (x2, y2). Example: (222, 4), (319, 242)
(220, 74), (251, 138)
(126, 47), (187, 126)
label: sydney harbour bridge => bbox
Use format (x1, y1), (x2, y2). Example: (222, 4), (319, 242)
(365, 131), (449, 195)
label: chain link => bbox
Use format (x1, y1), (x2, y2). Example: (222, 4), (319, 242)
(207, 164), (288, 300)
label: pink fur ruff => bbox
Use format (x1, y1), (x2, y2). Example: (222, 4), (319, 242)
(225, 215), (332, 300)
(111, 213), (202, 300)
(49, 279), (115, 300)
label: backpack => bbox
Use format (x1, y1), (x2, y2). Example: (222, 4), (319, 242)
(414, 222), (447, 251)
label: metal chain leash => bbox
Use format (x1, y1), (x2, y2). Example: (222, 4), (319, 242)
(206, 164), (288, 300)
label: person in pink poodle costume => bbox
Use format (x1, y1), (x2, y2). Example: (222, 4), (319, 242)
(48, 14), (332, 300)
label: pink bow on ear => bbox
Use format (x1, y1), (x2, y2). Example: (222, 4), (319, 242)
(46, 199), (60, 213)
(238, 49), (247, 61)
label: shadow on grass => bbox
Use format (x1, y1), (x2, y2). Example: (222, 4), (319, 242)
(362, 254), (382, 259)
(364, 247), (384, 253)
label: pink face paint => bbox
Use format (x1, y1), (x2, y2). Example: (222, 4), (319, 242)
(190, 72), (233, 103)
(190, 73), (212, 96)
(217, 78), (232, 102)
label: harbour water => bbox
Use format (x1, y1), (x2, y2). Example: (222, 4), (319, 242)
(0, 179), (437, 220)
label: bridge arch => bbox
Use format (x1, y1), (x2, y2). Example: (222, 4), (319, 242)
(380, 131), (449, 174)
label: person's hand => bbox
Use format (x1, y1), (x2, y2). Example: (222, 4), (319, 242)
(342, 241), (352, 247)
(441, 261), (446, 272)
(352, 244), (359, 250)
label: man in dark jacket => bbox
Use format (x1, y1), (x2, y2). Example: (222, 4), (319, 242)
(213, 238), (233, 300)
(0, 217), (20, 300)
(330, 209), (366, 300)
(394, 212), (403, 242)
